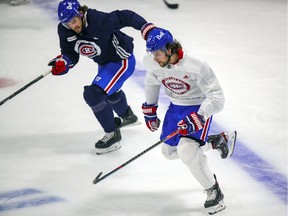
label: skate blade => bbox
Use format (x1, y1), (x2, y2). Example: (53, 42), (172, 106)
(227, 131), (237, 157)
(207, 200), (226, 215)
(96, 143), (121, 155)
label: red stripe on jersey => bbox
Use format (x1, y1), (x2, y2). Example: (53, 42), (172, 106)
(200, 117), (211, 140)
(104, 59), (128, 93)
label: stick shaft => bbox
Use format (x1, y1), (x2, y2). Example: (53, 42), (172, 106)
(0, 69), (51, 106)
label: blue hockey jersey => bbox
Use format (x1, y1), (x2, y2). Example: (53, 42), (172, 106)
(57, 9), (147, 66)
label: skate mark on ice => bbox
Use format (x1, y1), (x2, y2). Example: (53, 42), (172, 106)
(0, 188), (65, 212)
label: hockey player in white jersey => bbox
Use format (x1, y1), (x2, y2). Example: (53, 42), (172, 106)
(142, 27), (236, 214)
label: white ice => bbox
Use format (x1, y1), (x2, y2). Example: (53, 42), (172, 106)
(0, 0), (287, 216)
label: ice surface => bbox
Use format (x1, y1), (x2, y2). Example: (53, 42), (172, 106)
(0, 0), (287, 215)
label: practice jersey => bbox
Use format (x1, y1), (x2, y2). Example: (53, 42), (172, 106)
(57, 9), (147, 66)
(143, 50), (225, 120)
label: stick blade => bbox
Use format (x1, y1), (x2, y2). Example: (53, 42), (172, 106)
(93, 172), (103, 184)
(163, 0), (179, 9)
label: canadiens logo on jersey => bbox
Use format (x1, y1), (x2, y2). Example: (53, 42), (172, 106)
(74, 40), (101, 58)
(162, 77), (190, 95)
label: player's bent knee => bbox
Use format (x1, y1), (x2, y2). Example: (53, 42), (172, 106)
(177, 138), (199, 163)
(83, 84), (107, 107)
(162, 144), (178, 160)
(107, 90), (125, 104)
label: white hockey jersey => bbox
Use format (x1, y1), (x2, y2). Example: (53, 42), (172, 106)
(143, 50), (225, 120)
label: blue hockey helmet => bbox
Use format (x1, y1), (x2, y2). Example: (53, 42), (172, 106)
(58, 0), (81, 23)
(146, 28), (174, 52)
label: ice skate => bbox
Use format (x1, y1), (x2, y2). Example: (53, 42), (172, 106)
(204, 175), (226, 215)
(208, 131), (237, 159)
(115, 106), (140, 128)
(11, 0), (30, 6)
(95, 128), (122, 155)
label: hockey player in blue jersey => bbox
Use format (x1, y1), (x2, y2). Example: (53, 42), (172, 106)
(48, 0), (157, 154)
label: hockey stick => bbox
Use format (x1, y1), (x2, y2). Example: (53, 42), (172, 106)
(0, 69), (51, 106)
(93, 129), (180, 184)
(163, 0), (179, 9)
